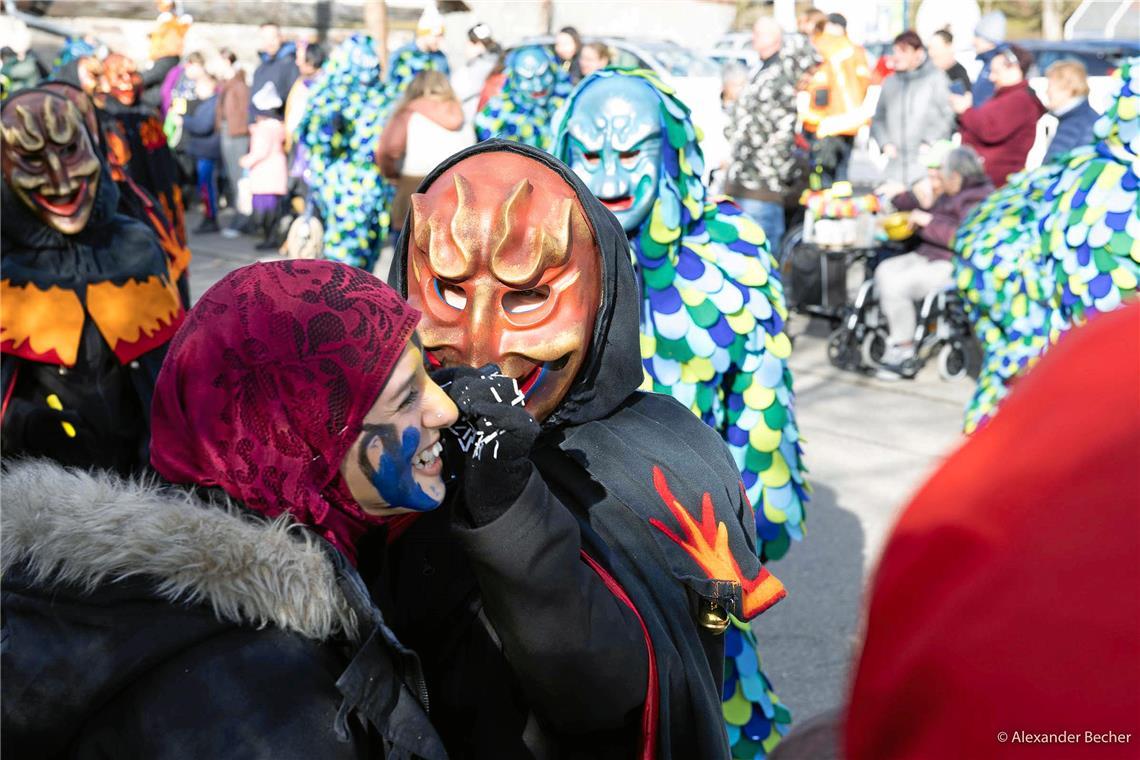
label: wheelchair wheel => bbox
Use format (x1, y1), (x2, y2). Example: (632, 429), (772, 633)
(860, 330), (887, 368)
(938, 342), (969, 381)
(827, 326), (862, 371)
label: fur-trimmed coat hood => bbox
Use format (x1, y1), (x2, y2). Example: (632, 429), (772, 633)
(2, 459), (358, 639)
(1, 459), (447, 760)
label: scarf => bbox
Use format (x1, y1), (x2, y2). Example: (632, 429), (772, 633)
(150, 259), (420, 562)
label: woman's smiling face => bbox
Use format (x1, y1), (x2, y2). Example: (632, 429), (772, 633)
(342, 338), (458, 516)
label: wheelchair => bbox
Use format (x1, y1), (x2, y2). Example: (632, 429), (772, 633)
(826, 252), (981, 381)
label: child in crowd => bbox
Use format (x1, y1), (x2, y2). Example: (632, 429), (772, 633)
(240, 111), (288, 251)
(183, 73), (221, 233)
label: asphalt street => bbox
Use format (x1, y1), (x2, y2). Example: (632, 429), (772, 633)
(187, 213), (974, 725)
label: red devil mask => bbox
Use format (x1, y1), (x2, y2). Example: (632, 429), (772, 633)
(405, 151), (602, 421)
(1, 90), (102, 235)
(99, 54), (142, 107)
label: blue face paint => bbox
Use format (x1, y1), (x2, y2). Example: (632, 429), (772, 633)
(361, 425), (441, 511)
(559, 76), (663, 233)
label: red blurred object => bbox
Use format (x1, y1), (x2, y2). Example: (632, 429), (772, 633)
(871, 53), (894, 85)
(846, 302), (1140, 760)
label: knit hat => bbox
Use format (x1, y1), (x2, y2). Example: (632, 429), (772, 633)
(417, 4), (445, 37)
(974, 11), (1006, 45)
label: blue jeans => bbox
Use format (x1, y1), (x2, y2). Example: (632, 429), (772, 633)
(737, 198), (785, 260)
(196, 158), (217, 220)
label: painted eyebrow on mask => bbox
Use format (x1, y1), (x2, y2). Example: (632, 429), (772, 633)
(612, 125), (661, 153)
(569, 127), (605, 153)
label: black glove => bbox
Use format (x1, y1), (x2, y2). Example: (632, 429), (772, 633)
(434, 364), (541, 526)
(1, 398), (91, 462)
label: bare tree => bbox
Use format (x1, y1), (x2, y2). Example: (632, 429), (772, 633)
(542, 0), (554, 35)
(1042, 0), (1064, 40)
(365, 0), (388, 74)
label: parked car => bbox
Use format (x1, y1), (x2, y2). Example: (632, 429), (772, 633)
(704, 47), (757, 70)
(712, 32), (753, 53)
(506, 36), (729, 176)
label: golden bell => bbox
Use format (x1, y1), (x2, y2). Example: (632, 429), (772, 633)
(698, 599), (730, 635)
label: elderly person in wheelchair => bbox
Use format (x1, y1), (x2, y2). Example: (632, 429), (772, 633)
(875, 146), (993, 376)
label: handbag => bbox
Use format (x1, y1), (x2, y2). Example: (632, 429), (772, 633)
(283, 195), (324, 259)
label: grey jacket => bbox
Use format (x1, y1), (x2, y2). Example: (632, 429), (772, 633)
(871, 56), (955, 185)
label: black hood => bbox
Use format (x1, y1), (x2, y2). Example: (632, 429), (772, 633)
(390, 140), (644, 431)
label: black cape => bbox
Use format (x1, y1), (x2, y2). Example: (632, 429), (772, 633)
(390, 140), (780, 758)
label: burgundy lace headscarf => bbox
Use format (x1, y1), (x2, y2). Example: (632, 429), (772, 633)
(151, 260), (421, 563)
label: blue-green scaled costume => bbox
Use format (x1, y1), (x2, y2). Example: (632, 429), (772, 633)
(556, 68), (807, 760)
(954, 59), (1140, 433)
(475, 46), (570, 150)
(382, 42), (449, 121)
(298, 35), (393, 271)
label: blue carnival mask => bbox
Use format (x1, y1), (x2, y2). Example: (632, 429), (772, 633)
(510, 46), (557, 102)
(561, 77), (662, 232)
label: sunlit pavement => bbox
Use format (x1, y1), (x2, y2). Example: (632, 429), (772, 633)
(185, 209), (974, 724)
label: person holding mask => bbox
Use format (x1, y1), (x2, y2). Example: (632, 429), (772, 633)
(1, 261), (453, 758)
(870, 31), (955, 186)
(1042, 59), (1100, 163)
(554, 26), (583, 83)
(928, 28), (971, 95)
(577, 42), (611, 78)
(951, 44), (1045, 187)
(874, 147), (994, 375)
(388, 142), (786, 757)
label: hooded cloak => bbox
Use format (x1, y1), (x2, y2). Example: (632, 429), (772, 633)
(391, 140), (784, 758)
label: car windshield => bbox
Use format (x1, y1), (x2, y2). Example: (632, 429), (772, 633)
(636, 43), (720, 77)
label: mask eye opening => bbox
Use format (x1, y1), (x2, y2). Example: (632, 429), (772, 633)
(433, 278), (468, 310)
(503, 285), (551, 315)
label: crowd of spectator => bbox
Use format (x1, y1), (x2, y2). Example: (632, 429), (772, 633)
(723, 8), (1105, 378)
(7, 7), (1105, 275)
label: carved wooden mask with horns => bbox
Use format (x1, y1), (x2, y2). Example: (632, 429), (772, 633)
(405, 151), (602, 422)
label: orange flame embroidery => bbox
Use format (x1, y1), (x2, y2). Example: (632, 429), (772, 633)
(86, 274), (183, 362)
(649, 466), (786, 619)
(144, 202), (191, 278)
(0, 279), (86, 366)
